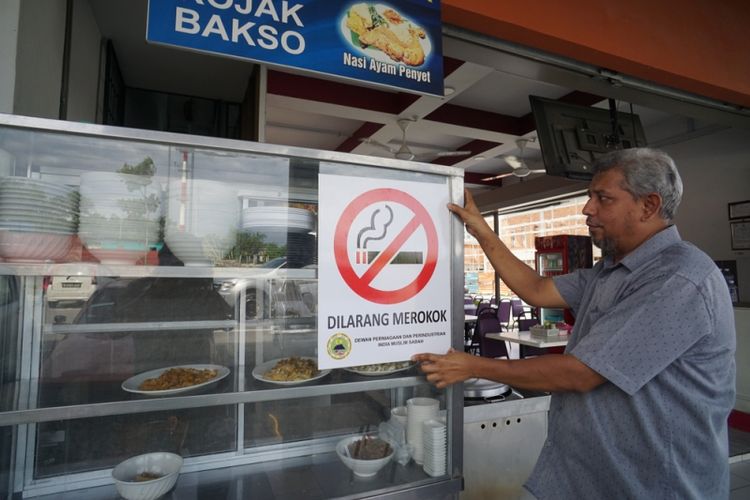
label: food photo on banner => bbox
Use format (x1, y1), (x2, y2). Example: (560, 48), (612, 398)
(146, 0), (444, 96)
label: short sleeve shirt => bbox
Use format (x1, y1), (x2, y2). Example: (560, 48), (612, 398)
(525, 226), (736, 500)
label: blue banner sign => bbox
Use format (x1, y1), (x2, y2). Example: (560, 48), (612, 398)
(147, 0), (444, 96)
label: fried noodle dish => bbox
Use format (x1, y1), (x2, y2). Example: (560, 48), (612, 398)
(264, 357), (319, 382)
(346, 3), (427, 66)
(138, 367), (218, 391)
(350, 361), (412, 373)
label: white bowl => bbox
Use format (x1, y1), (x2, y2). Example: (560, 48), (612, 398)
(0, 230), (74, 262)
(336, 435), (394, 478)
(112, 452), (183, 500)
(164, 227), (237, 266)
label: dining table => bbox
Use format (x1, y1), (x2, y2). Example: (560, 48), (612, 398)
(485, 330), (569, 348)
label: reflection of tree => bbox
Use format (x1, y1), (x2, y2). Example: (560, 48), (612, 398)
(224, 232), (286, 264)
(116, 157), (160, 221)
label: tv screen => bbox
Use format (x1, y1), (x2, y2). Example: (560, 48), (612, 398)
(529, 95), (648, 180)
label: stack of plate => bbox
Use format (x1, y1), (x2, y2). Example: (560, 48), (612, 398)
(0, 177), (78, 262)
(422, 416), (447, 477)
(406, 397), (439, 465)
(78, 172), (162, 265)
(241, 206), (316, 267)
(241, 206), (314, 233)
(164, 179), (239, 266)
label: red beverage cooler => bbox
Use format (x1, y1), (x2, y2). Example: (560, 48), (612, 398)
(534, 235), (593, 325)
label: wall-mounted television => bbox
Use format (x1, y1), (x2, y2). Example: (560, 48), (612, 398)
(529, 95), (648, 180)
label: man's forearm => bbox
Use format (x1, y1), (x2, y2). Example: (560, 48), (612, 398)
(470, 354), (605, 393)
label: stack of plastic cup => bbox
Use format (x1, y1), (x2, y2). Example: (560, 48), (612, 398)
(406, 397), (439, 465)
(422, 416), (447, 477)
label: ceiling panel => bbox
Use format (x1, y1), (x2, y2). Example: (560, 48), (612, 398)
(449, 70), (571, 117)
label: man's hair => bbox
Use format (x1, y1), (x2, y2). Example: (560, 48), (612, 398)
(591, 147), (683, 221)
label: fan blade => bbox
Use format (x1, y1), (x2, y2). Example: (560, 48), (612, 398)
(529, 168), (547, 174)
(481, 171), (515, 181)
(503, 155), (524, 170)
(411, 150), (471, 161)
(359, 137), (396, 154)
(434, 150), (472, 158)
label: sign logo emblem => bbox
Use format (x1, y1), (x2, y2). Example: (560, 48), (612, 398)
(334, 188), (438, 304)
(327, 332), (352, 360)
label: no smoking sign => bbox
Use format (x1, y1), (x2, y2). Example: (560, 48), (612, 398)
(334, 188), (438, 305)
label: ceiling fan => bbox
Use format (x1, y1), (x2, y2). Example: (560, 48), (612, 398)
(482, 138), (546, 181)
(360, 118), (471, 161)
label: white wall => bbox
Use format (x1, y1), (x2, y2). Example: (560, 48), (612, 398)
(665, 126), (750, 303)
(13, 0), (67, 119)
(67, 0), (102, 123)
(735, 308), (750, 412)
(0, 0), (21, 114)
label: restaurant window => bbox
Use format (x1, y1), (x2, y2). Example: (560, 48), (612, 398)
(463, 194), (601, 298)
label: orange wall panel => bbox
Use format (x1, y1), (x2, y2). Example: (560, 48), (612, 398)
(443, 0), (750, 108)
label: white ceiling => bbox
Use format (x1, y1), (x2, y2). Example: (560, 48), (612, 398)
(87, 0), (724, 194)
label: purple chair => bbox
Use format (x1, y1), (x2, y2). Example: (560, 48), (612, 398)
(476, 301), (491, 316)
(496, 299), (511, 331)
(510, 298), (527, 329)
(476, 309), (509, 359)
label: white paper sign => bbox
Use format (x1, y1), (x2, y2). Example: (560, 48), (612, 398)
(317, 173), (451, 369)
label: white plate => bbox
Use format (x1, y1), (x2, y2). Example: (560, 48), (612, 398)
(340, 4), (432, 67)
(344, 361), (415, 377)
(251, 357), (330, 385)
(121, 364), (230, 396)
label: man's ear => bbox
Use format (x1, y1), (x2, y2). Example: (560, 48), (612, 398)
(641, 193), (662, 221)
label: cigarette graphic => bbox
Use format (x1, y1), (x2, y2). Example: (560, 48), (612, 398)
(356, 250), (423, 265)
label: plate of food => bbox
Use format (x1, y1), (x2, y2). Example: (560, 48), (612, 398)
(122, 364), (230, 396)
(340, 3), (432, 67)
(252, 356), (331, 385)
(344, 361), (415, 377)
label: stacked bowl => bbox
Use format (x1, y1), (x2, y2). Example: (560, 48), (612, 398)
(422, 416), (447, 477)
(78, 172), (162, 265)
(406, 397), (439, 465)
(241, 206), (316, 267)
(0, 177), (78, 262)
(165, 179), (239, 266)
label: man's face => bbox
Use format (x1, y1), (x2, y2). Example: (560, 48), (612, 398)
(582, 168), (641, 259)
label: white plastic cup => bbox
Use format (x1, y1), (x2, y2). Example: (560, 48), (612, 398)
(391, 406), (408, 426)
(406, 397), (439, 464)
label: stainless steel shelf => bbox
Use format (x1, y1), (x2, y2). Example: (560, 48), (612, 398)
(29, 449), (461, 500)
(0, 262), (318, 279)
(0, 375), (429, 426)
(44, 319), (237, 334)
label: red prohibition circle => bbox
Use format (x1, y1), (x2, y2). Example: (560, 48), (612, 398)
(334, 188), (438, 304)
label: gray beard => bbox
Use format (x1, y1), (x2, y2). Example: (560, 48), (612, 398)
(592, 236), (617, 258)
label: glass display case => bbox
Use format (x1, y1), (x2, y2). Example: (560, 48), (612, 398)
(0, 114), (465, 499)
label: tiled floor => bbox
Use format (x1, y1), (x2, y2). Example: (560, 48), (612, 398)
(732, 428), (750, 498)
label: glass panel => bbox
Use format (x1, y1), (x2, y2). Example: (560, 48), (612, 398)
(0, 127), (321, 268)
(34, 405), (237, 479)
(40, 276), (237, 408)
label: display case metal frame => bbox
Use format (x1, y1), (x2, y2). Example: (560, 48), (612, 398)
(0, 113), (467, 499)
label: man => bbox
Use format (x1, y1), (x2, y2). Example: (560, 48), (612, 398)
(413, 148), (735, 499)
